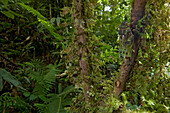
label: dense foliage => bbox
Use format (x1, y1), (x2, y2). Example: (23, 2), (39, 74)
(0, 0), (169, 113)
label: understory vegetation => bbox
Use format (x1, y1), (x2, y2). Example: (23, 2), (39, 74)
(0, 0), (169, 113)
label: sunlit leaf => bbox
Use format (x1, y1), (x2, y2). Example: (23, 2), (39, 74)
(1, 0), (8, 7)
(18, 3), (62, 40)
(18, 3), (45, 20)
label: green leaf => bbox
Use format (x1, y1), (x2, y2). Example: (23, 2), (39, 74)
(155, 104), (169, 113)
(62, 98), (72, 106)
(1, 11), (14, 19)
(24, 76), (31, 84)
(46, 85), (74, 113)
(0, 68), (25, 90)
(30, 94), (37, 100)
(58, 85), (75, 98)
(48, 97), (64, 113)
(121, 93), (127, 105)
(50, 18), (56, 24)
(0, 76), (3, 91)
(23, 91), (31, 97)
(1, 0), (8, 7)
(8, 10), (24, 18)
(58, 83), (62, 94)
(18, 3), (45, 20)
(24, 62), (35, 67)
(34, 103), (49, 113)
(18, 3), (62, 40)
(39, 95), (47, 101)
(38, 18), (62, 40)
(56, 17), (61, 26)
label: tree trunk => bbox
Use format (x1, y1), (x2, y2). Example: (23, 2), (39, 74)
(73, 0), (89, 101)
(115, 0), (147, 97)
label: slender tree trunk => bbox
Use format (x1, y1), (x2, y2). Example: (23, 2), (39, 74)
(115, 0), (147, 96)
(73, 0), (89, 101)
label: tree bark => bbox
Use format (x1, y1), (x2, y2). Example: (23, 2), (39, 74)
(115, 0), (147, 97)
(73, 0), (89, 101)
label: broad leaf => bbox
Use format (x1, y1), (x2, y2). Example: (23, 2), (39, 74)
(0, 68), (25, 91)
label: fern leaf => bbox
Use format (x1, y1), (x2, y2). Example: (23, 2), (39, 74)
(18, 3), (62, 40)
(18, 3), (45, 20)
(58, 85), (75, 98)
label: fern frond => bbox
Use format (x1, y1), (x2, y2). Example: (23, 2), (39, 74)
(33, 64), (60, 96)
(18, 3), (45, 20)
(34, 103), (49, 113)
(45, 85), (75, 113)
(18, 3), (62, 40)
(58, 85), (75, 98)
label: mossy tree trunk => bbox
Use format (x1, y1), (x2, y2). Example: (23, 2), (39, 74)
(115, 0), (147, 96)
(73, 0), (90, 101)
